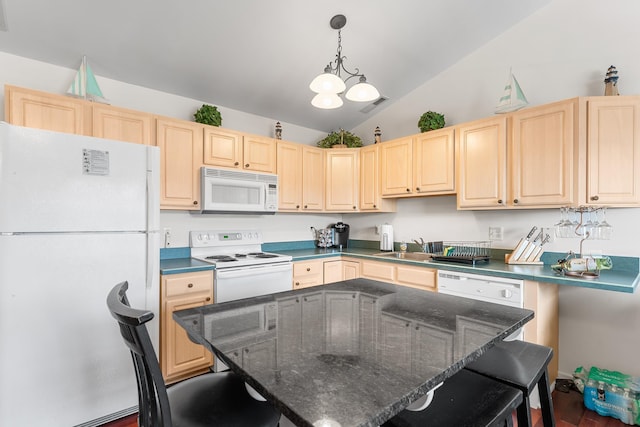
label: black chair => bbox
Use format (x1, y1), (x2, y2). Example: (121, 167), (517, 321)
(107, 281), (281, 427)
(464, 340), (555, 427)
(382, 369), (522, 427)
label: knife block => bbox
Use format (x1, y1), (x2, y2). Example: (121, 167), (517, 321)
(505, 252), (543, 265)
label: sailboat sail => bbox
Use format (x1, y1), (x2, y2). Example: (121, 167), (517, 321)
(67, 56), (108, 103)
(495, 70), (528, 114)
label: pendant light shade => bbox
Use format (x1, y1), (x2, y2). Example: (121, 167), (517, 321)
(345, 77), (380, 102)
(310, 70), (346, 94)
(311, 92), (344, 109)
(310, 14), (380, 109)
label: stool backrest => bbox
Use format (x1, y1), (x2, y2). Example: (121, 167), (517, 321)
(107, 281), (172, 427)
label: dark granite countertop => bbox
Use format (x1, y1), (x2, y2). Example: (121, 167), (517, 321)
(174, 279), (534, 427)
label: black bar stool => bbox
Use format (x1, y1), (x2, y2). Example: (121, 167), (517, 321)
(464, 340), (555, 427)
(382, 369), (522, 427)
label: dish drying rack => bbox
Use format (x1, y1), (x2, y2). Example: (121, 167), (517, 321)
(430, 241), (491, 265)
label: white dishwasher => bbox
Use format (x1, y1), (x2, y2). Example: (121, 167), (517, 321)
(437, 270), (543, 408)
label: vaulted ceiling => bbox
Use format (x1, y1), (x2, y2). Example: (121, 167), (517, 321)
(0, 0), (549, 132)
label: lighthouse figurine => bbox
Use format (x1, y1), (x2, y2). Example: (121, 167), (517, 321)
(604, 65), (620, 96)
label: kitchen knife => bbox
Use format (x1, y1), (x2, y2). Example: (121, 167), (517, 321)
(520, 229), (543, 261)
(511, 226), (537, 261)
(526, 233), (550, 262)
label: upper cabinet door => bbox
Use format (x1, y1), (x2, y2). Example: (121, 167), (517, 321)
(156, 118), (204, 210)
(276, 140), (303, 211)
(92, 104), (153, 145)
(456, 116), (508, 209)
(325, 149), (359, 212)
(510, 99), (576, 207)
(5, 85), (86, 135)
(203, 127), (243, 169)
(587, 97), (640, 205)
(243, 134), (276, 173)
(301, 146), (325, 211)
(380, 137), (413, 196)
(413, 128), (455, 195)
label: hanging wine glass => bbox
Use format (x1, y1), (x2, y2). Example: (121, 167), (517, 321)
(583, 208), (595, 239)
(554, 207), (567, 238)
(596, 207), (613, 240)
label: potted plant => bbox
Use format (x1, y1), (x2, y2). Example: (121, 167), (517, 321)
(418, 111), (445, 133)
(317, 129), (363, 148)
(194, 104), (222, 127)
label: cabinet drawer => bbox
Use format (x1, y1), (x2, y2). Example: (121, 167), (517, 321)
(293, 260), (324, 277)
(164, 271), (213, 297)
(361, 261), (395, 282)
(397, 266), (436, 291)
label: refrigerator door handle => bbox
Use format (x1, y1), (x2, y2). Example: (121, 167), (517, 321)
(146, 147), (160, 231)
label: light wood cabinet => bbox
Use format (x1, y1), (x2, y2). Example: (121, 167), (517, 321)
(203, 128), (276, 173)
(456, 116), (508, 209)
(5, 85), (87, 135)
(203, 126), (243, 168)
(359, 259), (436, 291)
(380, 130), (455, 198)
(323, 259), (361, 284)
(325, 149), (359, 211)
(276, 141), (324, 211)
(413, 128), (456, 195)
(276, 140), (303, 211)
(360, 144), (396, 211)
(457, 99), (577, 209)
(380, 136), (413, 196)
(510, 99), (577, 207)
(91, 104), (153, 145)
(523, 281), (559, 384)
(160, 270), (214, 384)
(292, 259), (324, 289)
(301, 146), (325, 211)
(156, 117), (204, 210)
(586, 96), (640, 205)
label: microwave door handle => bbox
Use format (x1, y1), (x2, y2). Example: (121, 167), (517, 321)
(216, 263), (292, 279)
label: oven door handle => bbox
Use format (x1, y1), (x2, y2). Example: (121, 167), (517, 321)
(216, 262), (292, 279)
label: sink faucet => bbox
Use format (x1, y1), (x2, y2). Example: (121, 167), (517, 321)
(413, 238), (428, 252)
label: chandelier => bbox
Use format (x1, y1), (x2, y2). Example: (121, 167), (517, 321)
(309, 14), (380, 109)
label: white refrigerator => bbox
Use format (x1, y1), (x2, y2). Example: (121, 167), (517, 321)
(0, 122), (160, 426)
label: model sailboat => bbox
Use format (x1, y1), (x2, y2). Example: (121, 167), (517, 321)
(495, 69), (528, 114)
(67, 55), (108, 103)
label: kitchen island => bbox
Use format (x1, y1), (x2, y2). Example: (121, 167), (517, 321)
(174, 278), (534, 427)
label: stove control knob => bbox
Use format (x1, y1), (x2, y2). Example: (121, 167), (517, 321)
(237, 233), (242, 239)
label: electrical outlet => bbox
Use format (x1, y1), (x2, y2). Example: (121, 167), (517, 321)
(489, 226), (504, 241)
(375, 225), (380, 235)
(163, 228), (172, 248)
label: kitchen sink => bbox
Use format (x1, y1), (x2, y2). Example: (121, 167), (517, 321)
(373, 252), (433, 261)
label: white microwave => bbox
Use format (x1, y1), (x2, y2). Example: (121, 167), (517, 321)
(200, 167), (278, 214)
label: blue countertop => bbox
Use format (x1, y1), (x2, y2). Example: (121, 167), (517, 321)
(160, 241), (639, 293)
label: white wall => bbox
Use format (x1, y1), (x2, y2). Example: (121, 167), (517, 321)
(351, 0), (640, 378)
(2, 0), (639, 377)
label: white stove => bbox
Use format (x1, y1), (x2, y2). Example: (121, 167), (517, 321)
(190, 229), (293, 372)
(190, 230), (292, 268)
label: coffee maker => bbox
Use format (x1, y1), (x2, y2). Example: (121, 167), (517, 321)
(332, 222), (350, 249)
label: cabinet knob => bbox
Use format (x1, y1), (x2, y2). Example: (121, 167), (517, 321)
(591, 195), (600, 201)
(416, 187), (420, 191)
(353, 206), (356, 210)
(513, 199), (519, 204)
(295, 282), (300, 287)
(406, 188), (411, 192)
(206, 297), (211, 302)
(306, 267), (311, 272)
(245, 163), (250, 168)
(304, 205), (308, 209)
(234, 162), (239, 166)
(497, 199), (503, 205)
(193, 200), (198, 205)
(187, 283), (193, 288)
(296, 205), (300, 209)
(373, 204), (377, 208)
